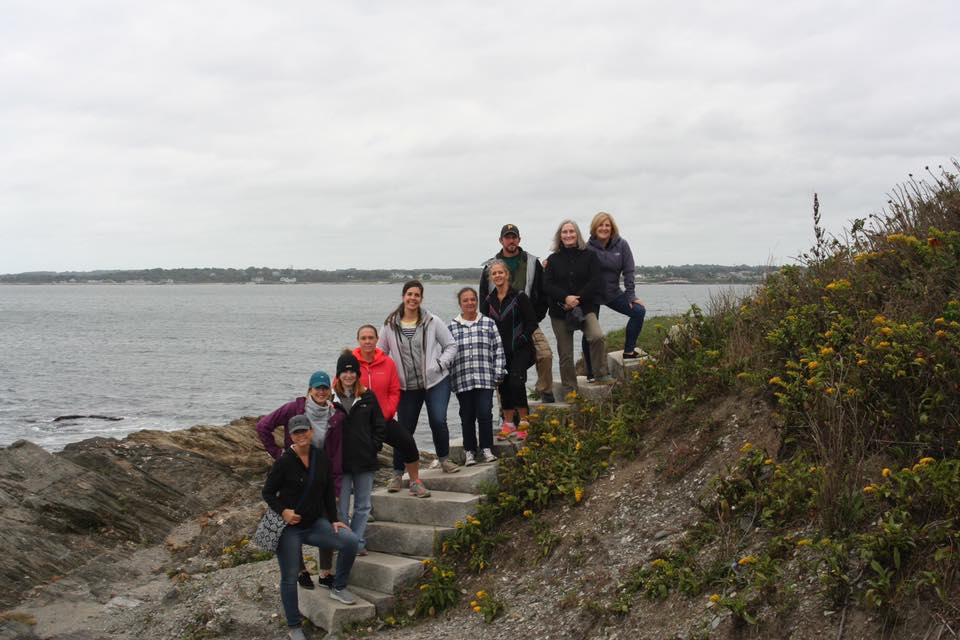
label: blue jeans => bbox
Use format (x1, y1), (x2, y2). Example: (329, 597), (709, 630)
(338, 471), (374, 551)
(456, 387), (494, 453)
(276, 518), (359, 627)
(396, 376), (451, 469)
(584, 293), (647, 378)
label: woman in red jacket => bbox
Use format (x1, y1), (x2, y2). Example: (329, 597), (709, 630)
(353, 324), (430, 498)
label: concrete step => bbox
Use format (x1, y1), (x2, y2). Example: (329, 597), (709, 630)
(299, 584), (377, 632)
(447, 437), (518, 466)
(528, 398), (572, 413)
(347, 550), (424, 593)
(416, 456), (499, 490)
(552, 376), (614, 403)
(364, 520), (455, 556)
(607, 349), (650, 380)
(350, 586), (395, 617)
(371, 488), (482, 527)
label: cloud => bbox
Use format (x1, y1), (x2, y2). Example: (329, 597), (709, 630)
(1, 0), (958, 272)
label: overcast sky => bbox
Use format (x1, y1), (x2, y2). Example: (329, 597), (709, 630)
(1, 1), (958, 273)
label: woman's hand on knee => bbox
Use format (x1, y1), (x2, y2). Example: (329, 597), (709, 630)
(282, 509), (301, 525)
(332, 521), (352, 533)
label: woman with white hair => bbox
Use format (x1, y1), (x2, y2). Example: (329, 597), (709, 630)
(543, 219), (611, 393)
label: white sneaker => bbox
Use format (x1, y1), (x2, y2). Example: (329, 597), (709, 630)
(428, 458), (441, 470)
(480, 448), (498, 463)
(464, 451), (476, 466)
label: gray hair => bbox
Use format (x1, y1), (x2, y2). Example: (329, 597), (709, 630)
(551, 219), (587, 251)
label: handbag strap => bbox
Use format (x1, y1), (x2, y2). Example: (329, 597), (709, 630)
(293, 446), (318, 512)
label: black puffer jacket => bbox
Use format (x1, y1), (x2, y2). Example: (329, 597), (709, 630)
(337, 390), (386, 474)
(543, 246), (601, 319)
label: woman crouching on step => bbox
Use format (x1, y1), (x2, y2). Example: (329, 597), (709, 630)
(333, 352), (386, 556)
(378, 280), (460, 474)
(354, 324), (431, 497)
(262, 415), (359, 639)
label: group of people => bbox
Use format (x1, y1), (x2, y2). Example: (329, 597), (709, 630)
(258, 212), (645, 638)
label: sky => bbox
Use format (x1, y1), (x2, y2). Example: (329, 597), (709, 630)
(1, 1), (958, 273)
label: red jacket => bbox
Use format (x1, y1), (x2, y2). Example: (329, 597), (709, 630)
(353, 346), (401, 421)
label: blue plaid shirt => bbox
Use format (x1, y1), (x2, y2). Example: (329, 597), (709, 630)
(447, 314), (506, 394)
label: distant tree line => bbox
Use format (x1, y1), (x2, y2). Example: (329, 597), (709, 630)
(0, 264), (776, 285)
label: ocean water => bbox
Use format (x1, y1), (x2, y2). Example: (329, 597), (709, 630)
(0, 282), (753, 451)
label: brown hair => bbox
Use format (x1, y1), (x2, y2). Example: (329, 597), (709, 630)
(356, 324), (378, 339)
(384, 280), (424, 326)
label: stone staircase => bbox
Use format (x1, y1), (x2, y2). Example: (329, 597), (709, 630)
(298, 350), (647, 631)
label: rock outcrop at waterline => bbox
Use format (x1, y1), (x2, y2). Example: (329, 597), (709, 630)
(0, 418), (271, 609)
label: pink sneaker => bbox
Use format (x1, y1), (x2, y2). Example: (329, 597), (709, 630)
(496, 423), (516, 440)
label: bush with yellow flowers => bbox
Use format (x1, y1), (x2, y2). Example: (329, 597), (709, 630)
(467, 589), (504, 623)
(413, 559), (459, 617)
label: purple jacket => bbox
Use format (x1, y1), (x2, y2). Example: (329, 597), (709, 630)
(255, 397), (344, 493)
(587, 235), (636, 303)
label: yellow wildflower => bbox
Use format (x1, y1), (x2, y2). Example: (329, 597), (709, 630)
(764, 458), (774, 465)
(470, 600), (478, 607)
(708, 594), (721, 603)
(472, 606), (482, 613)
(422, 558), (434, 565)
(919, 457), (935, 465)
(807, 361), (819, 370)
(857, 359), (868, 366)
(738, 555), (757, 566)
(651, 559), (668, 569)
(825, 387), (836, 395)
(740, 442), (753, 453)
(574, 487), (584, 503)
(548, 435), (558, 444)
(575, 441), (582, 451)
(934, 317), (946, 326)
(881, 468), (891, 478)
(876, 341), (891, 349)
(549, 418), (560, 427)
(936, 330), (948, 339)
(419, 584), (430, 590)
(873, 314), (887, 325)
(522, 509), (533, 518)
(768, 376), (784, 386)
(796, 539), (812, 547)
(863, 484), (878, 494)
(820, 347), (835, 357)
(878, 326), (893, 336)
(565, 391), (578, 401)
(914, 357), (926, 366)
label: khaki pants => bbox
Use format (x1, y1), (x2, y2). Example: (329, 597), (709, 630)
(550, 313), (607, 392)
(531, 327), (553, 394)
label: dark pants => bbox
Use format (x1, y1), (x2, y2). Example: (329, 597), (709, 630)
(396, 376), (452, 464)
(456, 387), (494, 454)
(584, 293), (647, 378)
(499, 346), (531, 413)
(385, 418), (420, 473)
(277, 518), (359, 627)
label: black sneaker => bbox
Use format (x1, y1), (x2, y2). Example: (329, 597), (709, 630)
(540, 392), (556, 403)
(623, 351), (641, 359)
(297, 571), (315, 590)
(316, 574), (334, 590)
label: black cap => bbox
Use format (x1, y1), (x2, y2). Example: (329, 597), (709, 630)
(500, 224), (520, 238)
(288, 415), (312, 433)
(336, 353), (361, 377)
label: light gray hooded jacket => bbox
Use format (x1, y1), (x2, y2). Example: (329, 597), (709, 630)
(378, 307), (458, 391)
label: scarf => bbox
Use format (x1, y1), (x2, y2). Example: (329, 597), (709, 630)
(304, 395), (334, 448)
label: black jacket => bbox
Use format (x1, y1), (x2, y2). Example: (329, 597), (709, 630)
(480, 287), (537, 359)
(262, 445), (338, 527)
(543, 246), (601, 319)
(479, 249), (548, 322)
(337, 390), (386, 474)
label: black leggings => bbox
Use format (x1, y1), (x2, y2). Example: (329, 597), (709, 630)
(499, 346), (531, 412)
(385, 418), (419, 470)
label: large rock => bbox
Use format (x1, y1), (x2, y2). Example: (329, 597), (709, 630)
(0, 418), (271, 609)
